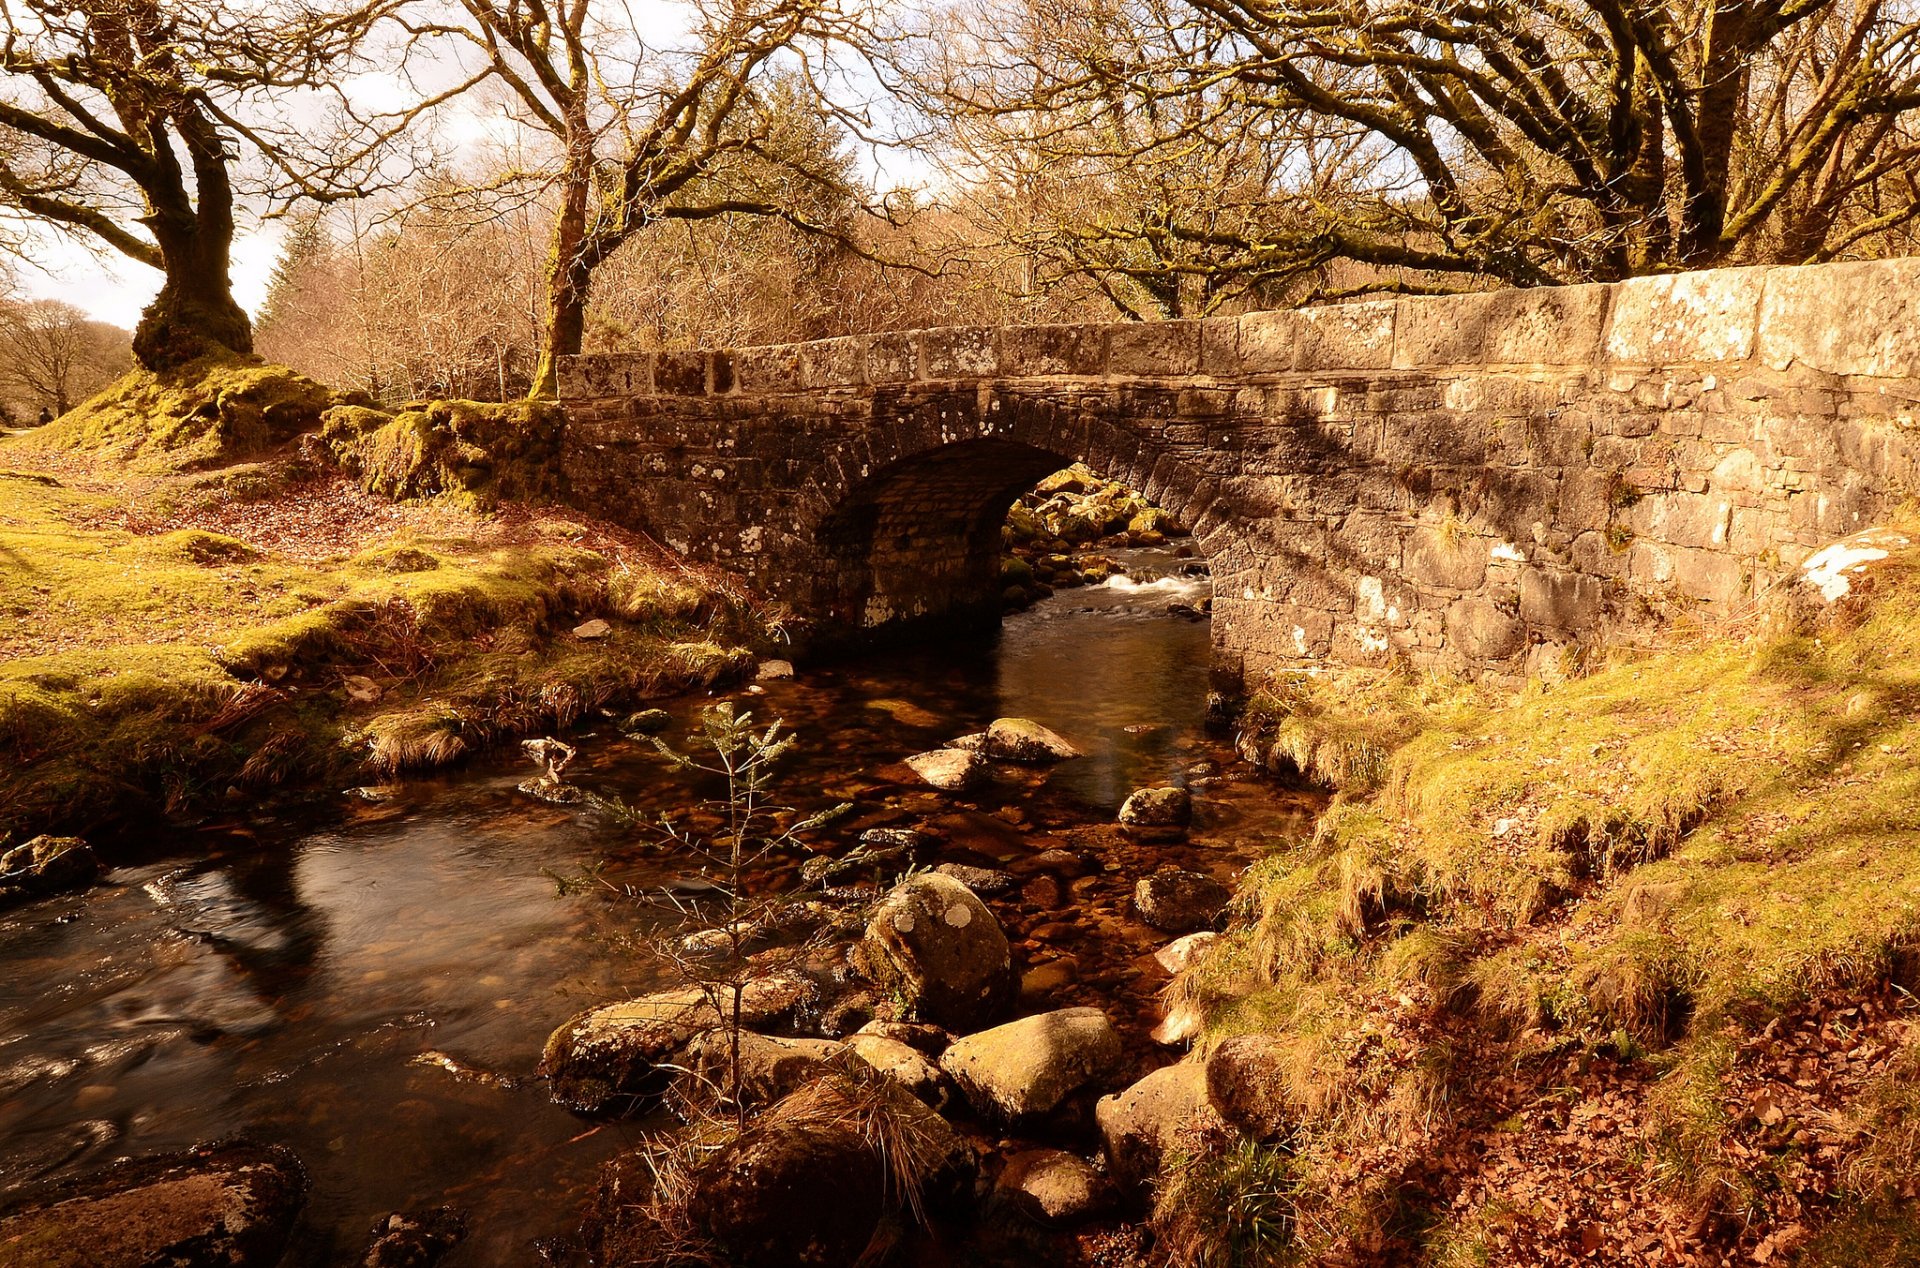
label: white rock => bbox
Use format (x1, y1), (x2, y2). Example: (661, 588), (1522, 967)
(572, 618), (612, 639)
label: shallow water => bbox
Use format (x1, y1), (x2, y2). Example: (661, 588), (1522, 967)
(0, 547), (1320, 1263)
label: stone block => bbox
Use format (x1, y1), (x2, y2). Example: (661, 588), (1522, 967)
(1393, 283), (1612, 369)
(1757, 257), (1920, 379)
(1668, 547), (1748, 604)
(1003, 324), (1107, 377)
(655, 350), (709, 395)
(1625, 492), (1733, 550)
(1197, 317), (1241, 374)
(1294, 300), (1396, 371)
(1235, 310), (1297, 374)
(732, 344), (804, 395)
(799, 336), (867, 389)
(1519, 568), (1603, 630)
(920, 327), (998, 379)
(867, 332), (917, 383)
(1605, 266), (1770, 365)
(1444, 596), (1525, 659)
(1110, 321), (1200, 376)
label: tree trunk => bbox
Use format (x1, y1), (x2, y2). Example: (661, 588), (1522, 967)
(528, 100), (597, 400)
(131, 219), (252, 371)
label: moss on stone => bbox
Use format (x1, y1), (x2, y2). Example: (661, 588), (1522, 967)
(28, 354), (339, 471)
(319, 398), (568, 510)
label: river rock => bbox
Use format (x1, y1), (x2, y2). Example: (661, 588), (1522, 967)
(685, 1030), (847, 1109)
(984, 718), (1081, 763)
(691, 1114), (884, 1268)
(801, 830), (925, 888)
(0, 836), (100, 907)
(934, 862), (1017, 895)
(619, 708), (671, 734)
(905, 748), (991, 791)
(1118, 786), (1192, 838)
(362, 1206), (466, 1267)
(1133, 868), (1231, 934)
(539, 973), (811, 1113)
(1154, 931), (1220, 974)
(996, 1149), (1110, 1225)
(854, 1019), (951, 1054)
(845, 1033), (948, 1106)
(756, 659), (795, 680)
(853, 873), (1014, 1030)
(0, 1141), (306, 1268)
(1204, 1033), (1293, 1142)
(1096, 1060), (1228, 1192)
(938, 1007), (1124, 1122)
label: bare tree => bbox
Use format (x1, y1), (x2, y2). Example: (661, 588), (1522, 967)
(0, 0), (441, 369)
(913, 0), (1920, 299)
(395, 0), (891, 396)
(0, 296), (128, 414)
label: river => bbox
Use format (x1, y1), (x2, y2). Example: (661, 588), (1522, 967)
(0, 547), (1323, 1263)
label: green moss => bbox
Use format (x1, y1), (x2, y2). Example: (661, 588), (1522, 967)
(15, 354), (339, 471)
(1180, 534), (1920, 1261)
(1238, 667), (1479, 792)
(0, 464), (750, 837)
(319, 398), (568, 510)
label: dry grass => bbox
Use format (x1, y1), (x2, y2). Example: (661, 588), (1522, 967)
(1170, 526), (1920, 1263)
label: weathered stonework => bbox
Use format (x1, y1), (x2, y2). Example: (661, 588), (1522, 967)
(558, 259), (1920, 683)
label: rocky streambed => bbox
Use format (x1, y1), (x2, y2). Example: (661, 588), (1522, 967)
(0, 543), (1322, 1265)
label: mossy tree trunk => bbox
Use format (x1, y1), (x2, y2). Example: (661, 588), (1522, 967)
(528, 95), (599, 401)
(129, 109), (254, 371)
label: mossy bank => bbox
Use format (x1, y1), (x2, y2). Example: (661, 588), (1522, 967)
(0, 358), (762, 842)
(1164, 525), (1920, 1266)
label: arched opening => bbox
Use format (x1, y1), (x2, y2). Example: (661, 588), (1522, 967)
(808, 438), (1210, 644)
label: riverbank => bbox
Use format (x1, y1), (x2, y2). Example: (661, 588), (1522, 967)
(0, 357), (759, 843)
(1172, 525), (1920, 1265)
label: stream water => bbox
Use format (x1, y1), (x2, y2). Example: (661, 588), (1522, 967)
(0, 547), (1323, 1263)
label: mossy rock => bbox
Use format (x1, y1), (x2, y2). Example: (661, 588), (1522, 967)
(32, 354), (338, 471)
(150, 529), (261, 566)
(320, 400), (567, 511)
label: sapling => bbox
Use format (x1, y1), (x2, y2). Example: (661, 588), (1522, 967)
(600, 702), (848, 1121)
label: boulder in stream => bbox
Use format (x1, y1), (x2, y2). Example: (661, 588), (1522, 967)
(1096, 1060), (1229, 1194)
(995, 1149), (1111, 1225)
(0, 1141), (306, 1268)
(0, 836), (100, 908)
(1118, 786), (1192, 838)
(1133, 867), (1231, 934)
(1204, 1033), (1295, 1143)
(684, 1030), (847, 1110)
(362, 1206), (466, 1268)
(983, 718), (1081, 764)
(539, 973), (812, 1114)
(845, 1033), (949, 1107)
(938, 1007), (1124, 1123)
(905, 748), (991, 792)
(853, 873), (1014, 1031)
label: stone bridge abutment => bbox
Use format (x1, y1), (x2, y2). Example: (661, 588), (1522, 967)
(558, 258), (1920, 685)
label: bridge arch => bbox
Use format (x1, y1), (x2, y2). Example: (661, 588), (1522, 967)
(784, 387), (1247, 641)
(558, 258), (1920, 684)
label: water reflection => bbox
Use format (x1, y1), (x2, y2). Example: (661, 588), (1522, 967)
(0, 546), (1251, 1261)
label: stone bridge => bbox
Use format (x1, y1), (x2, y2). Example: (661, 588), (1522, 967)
(558, 259), (1920, 685)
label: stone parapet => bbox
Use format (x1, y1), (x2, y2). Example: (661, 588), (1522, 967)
(557, 259), (1920, 680)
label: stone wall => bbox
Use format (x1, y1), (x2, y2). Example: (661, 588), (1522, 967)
(558, 258), (1920, 684)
